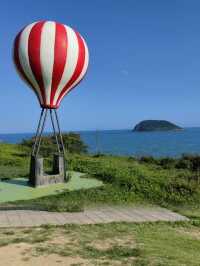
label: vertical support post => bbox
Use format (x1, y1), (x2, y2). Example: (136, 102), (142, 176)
(35, 108), (48, 157)
(32, 108), (44, 156)
(29, 107), (67, 187)
(54, 109), (65, 155)
(53, 109), (66, 180)
(50, 109), (60, 154)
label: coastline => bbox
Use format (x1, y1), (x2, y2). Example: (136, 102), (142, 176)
(0, 128), (200, 158)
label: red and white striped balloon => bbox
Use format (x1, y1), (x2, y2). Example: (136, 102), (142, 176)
(13, 21), (89, 109)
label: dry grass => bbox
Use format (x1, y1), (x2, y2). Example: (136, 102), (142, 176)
(0, 221), (200, 265)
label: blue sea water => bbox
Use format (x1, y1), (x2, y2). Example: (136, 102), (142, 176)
(1, 128), (200, 158)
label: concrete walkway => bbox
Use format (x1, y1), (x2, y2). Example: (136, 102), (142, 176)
(0, 206), (188, 227)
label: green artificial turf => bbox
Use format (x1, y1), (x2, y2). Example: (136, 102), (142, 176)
(0, 171), (103, 203)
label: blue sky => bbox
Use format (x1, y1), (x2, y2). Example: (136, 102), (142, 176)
(1, 0), (200, 133)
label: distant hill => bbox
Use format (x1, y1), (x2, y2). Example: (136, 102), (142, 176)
(133, 120), (182, 132)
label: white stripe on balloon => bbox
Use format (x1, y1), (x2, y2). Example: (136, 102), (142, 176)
(40, 21), (56, 105)
(53, 25), (79, 106)
(18, 22), (43, 104)
(57, 36), (89, 106)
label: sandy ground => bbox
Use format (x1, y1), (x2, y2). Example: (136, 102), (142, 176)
(0, 243), (91, 266)
(0, 226), (136, 266)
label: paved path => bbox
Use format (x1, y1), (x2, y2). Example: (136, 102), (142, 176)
(0, 206), (188, 227)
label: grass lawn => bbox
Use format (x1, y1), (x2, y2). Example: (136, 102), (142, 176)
(0, 221), (200, 265)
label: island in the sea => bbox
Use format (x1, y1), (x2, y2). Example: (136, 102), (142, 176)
(133, 120), (182, 132)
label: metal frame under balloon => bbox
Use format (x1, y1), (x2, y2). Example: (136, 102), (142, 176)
(32, 108), (65, 157)
(29, 108), (67, 187)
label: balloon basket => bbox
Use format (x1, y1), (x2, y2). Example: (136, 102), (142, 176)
(29, 154), (67, 187)
(29, 108), (67, 187)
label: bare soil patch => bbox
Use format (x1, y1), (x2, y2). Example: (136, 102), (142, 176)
(0, 243), (91, 266)
(90, 235), (135, 251)
(177, 228), (200, 240)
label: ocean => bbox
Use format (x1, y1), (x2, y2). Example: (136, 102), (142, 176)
(0, 128), (200, 158)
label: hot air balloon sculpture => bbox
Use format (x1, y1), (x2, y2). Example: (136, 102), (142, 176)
(13, 21), (89, 186)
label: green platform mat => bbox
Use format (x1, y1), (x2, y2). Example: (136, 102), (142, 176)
(0, 172), (103, 203)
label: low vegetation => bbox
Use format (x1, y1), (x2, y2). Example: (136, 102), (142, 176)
(0, 146), (200, 213)
(69, 154), (199, 206)
(0, 221), (200, 265)
(1, 136), (200, 264)
(1, 135), (200, 214)
(0, 143), (29, 180)
(0, 133), (87, 180)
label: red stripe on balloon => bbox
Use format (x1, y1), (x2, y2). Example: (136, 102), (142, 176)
(56, 31), (85, 106)
(14, 32), (41, 103)
(50, 23), (68, 107)
(14, 33), (31, 87)
(28, 21), (46, 106)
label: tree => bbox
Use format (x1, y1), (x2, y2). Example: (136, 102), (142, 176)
(21, 132), (88, 157)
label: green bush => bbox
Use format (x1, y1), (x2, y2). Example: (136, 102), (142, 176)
(175, 159), (191, 170)
(0, 144), (29, 167)
(68, 155), (199, 205)
(21, 132), (88, 156)
(139, 156), (157, 164)
(158, 157), (176, 169)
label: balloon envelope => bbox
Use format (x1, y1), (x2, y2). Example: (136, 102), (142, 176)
(13, 21), (89, 109)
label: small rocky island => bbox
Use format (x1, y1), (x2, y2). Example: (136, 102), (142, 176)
(133, 120), (182, 132)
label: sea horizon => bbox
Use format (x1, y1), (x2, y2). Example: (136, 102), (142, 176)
(0, 126), (200, 135)
(1, 127), (200, 158)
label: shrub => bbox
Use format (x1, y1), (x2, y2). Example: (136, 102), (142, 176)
(139, 156), (157, 164)
(68, 155), (199, 205)
(158, 157), (176, 169)
(175, 159), (191, 170)
(21, 132), (88, 156)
